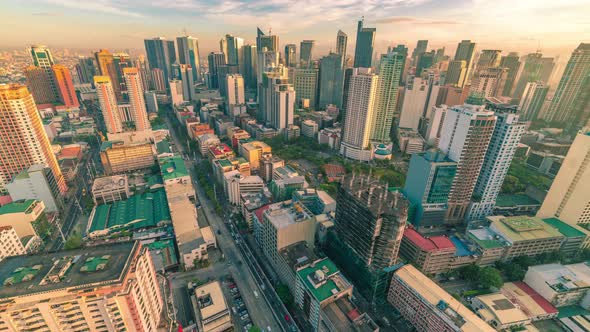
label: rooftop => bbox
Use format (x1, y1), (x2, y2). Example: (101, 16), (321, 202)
(495, 194), (540, 207)
(279, 241), (317, 271)
(489, 215), (563, 242)
(543, 217), (587, 238)
(0, 199), (37, 215)
(475, 293), (529, 326)
(468, 228), (507, 250)
(195, 281), (229, 320)
(0, 242), (137, 299)
(403, 228), (455, 252)
(451, 236), (475, 257)
(296, 258), (350, 303)
(501, 282), (558, 318)
(264, 201), (314, 229)
(322, 297), (379, 332)
(527, 263), (590, 293)
(159, 155), (189, 181)
(156, 139), (171, 155)
(92, 174), (128, 192)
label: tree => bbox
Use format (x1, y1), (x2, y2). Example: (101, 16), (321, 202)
(479, 267), (504, 289)
(248, 327), (262, 332)
(276, 283), (294, 308)
(501, 175), (525, 194)
(64, 235), (83, 250)
(459, 264), (481, 282)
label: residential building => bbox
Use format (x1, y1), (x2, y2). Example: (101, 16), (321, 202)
(524, 263), (590, 308)
(94, 49), (123, 101)
(144, 37), (176, 83)
(94, 76), (123, 133)
(371, 52), (404, 142)
(223, 171), (264, 205)
(0, 84), (67, 193)
(260, 155), (284, 182)
(100, 141), (155, 175)
(445, 60), (468, 88)
(51, 64), (79, 108)
(193, 281), (233, 332)
(179, 64), (195, 101)
(242, 44), (258, 89)
(170, 79), (184, 106)
(469, 67), (508, 98)
(29, 45), (58, 100)
(387, 265), (495, 332)
(335, 175), (408, 270)
(226, 74), (245, 115)
(177, 35), (202, 81)
(519, 82), (549, 121)
(6, 164), (63, 213)
(0, 226), (26, 261)
(353, 19), (376, 68)
(24, 66), (55, 104)
(293, 68), (318, 109)
(123, 67), (151, 131)
(91, 174), (131, 205)
(400, 228), (456, 275)
(499, 52), (521, 96)
(151, 68), (166, 91)
(537, 130), (590, 225)
(512, 52), (555, 101)
(76, 57), (96, 84)
(0, 242), (164, 332)
(396, 128), (425, 155)
(241, 191), (270, 229)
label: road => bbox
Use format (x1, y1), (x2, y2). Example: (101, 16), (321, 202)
(165, 114), (288, 332)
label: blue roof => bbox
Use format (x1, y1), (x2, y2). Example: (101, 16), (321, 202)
(450, 236), (474, 257)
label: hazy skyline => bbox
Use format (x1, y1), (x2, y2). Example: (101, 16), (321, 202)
(1, 0), (589, 58)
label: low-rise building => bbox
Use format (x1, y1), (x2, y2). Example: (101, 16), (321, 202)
(542, 217), (590, 257)
(396, 128), (425, 155)
(223, 171), (264, 206)
(197, 133), (221, 156)
(260, 155), (285, 182)
(320, 297), (380, 332)
(159, 155), (191, 185)
(0, 200), (47, 246)
(192, 281), (233, 332)
(318, 127), (341, 150)
(471, 293), (530, 331)
(241, 191), (270, 229)
(208, 143), (235, 161)
(6, 164), (64, 213)
(500, 282), (558, 322)
(466, 228), (508, 266)
(301, 119), (319, 138)
(0, 226), (26, 261)
(100, 141), (155, 175)
(494, 194), (541, 216)
(270, 177), (307, 201)
(91, 174), (131, 205)
(400, 228), (456, 275)
(240, 141), (272, 171)
(292, 189), (336, 215)
(387, 265), (495, 332)
(277, 241), (317, 292)
(524, 263), (590, 308)
(189, 123), (215, 140)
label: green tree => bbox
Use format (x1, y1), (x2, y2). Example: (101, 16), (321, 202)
(64, 234), (83, 250)
(479, 267), (504, 289)
(276, 283), (294, 308)
(459, 264), (481, 282)
(248, 327), (262, 332)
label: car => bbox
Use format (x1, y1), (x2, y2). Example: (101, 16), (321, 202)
(284, 315), (290, 322)
(253, 290), (259, 298)
(217, 229), (221, 235)
(232, 307), (237, 315)
(240, 314), (250, 321)
(239, 310), (248, 316)
(267, 327), (272, 331)
(228, 284), (236, 289)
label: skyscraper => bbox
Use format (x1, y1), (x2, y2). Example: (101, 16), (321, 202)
(318, 53), (344, 108)
(256, 27), (279, 52)
(29, 45), (58, 100)
(519, 82), (549, 121)
(438, 96), (496, 223)
(335, 175), (408, 270)
(412, 40), (428, 65)
(151, 68), (166, 92)
(242, 44), (258, 89)
(176, 35), (201, 81)
(466, 102), (524, 221)
(293, 68), (318, 108)
(0, 84), (67, 193)
(94, 76), (123, 134)
(445, 60), (467, 87)
(207, 52), (226, 89)
(144, 37), (176, 84)
(512, 52), (555, 101)
(477, 49), (502, 70)
(499, 52), (521, 96)
(353, 19), (376, 68)
(545, 43), (590, 126)
(452, 40), (477, 87)
(537, 128), (590, 225)
(257, 49), (280, 83)
(76, 57), (97, 85)
(51, 64), (79, 108)
(400, 75), (440, 131)
(258, 67), (288, 124)
(113, 52), (131, 100)
(225, 34), (244, 67)
(94, 49), (123, 101)
(336, 30), (347, 62)
(178, 64), (195, 102)
(416, 50), (435, 75)
(285, 44), (297, 68)
(469, 67), (508, 98)
(123, 68), (150, 132)
(340, 68), (378, 161)
(371, 52), (404, 142)
(299, 40), (315, 68)
(392, 45), (409, 84)
(24, 66), (55, 104)
(226, 74), (245, 115)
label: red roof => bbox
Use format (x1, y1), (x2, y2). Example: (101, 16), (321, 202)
(59, 146), (82, 160)
(254, 205), (271, 224)
(323, 164), (345, 176)
(36, 103), (54, 110)
(513, 281), (558, 314)
(346, 308), (361, 321)
(0, 195), (13, 206)
(404, 228), (455, 252)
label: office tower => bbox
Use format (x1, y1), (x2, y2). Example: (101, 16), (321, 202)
(391, 45), (409, 84)
(416, 50), (435, 75)
(335, 175), (408, 270)
(0, 84), (67, 193)
(94, 76), (123, 134)
(123, 68), (150, 131)
(207, 52), (226, 89)
(134, 56), (151, 92)
(512, 52), (555, 100)
(113, 52), (131, 98)
(299, 40), (315, 68)
(546, 43), (590, 126)
(340, 68), (378, 160)
(470, 67), (508, 98)
(169, 79), (184, 106)
(285, 44), (296, 67)
(412, 40), (428, 64)
(336, 30), (347, 61)
(293, 68), (318, 108)
(151, 68), (166, 91)
(435, 47), (446, 62)
(225, 34), (244, 67)
(353, 19), (376, 68)
(467, 102), (524, 221)
(226, 74), (245, 113)
(144, 37), (176, 84)
(445, 60), (467, 87)
(178, 64), (195, 101)
(219, 38), (228, 63)
(29, 45), (58, 100)
(500, 52), (521, 96)
(217, 64), (239, 99)
(257, 49), (280, 83)
(242, 44), (257, 89)
(256, 27), (279, 52)
(76, 57), (96, 84)
(424, 105), (448, 145)
(436, 84), (469, 107)
(257, 67), (287, 123)
(176, 35), (201, 81)
(438, 96), (496, 223)
(404, 151), (457, 231)
(537, 129), (590, 225)
(51, 64), (79, 108)
(265, 71), (295, 130)
(23, 66), (55, 104)
(94, 50), (121, 99)
(477, 49), (502, 69)
(371, 52), (404, 142)
(519, 82), (549, 121)
(400, 74), (440, 131)
(452, 40), (477, 87)
(319, 53), (344, 108)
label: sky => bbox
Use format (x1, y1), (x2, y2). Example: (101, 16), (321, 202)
(1, 0), (589, 59)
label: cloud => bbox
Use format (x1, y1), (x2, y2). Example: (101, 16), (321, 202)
(32, 12), (62, 16)
(374, 16), (461, 25)
(44, 0), (143, 17)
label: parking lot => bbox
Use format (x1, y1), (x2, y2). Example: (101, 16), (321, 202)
(221, 275), (254, 331)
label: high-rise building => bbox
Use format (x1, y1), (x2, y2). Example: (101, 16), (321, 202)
(371, 52), (404, 142)
(469, 67), (508, 98)
(477, 49), (502, 70)
(178, 64), (195, 101)
(258, 67), (287, 124)
(257, 49), (280, 83)
(269, 73), (296, 131)
(340, 68), (378, 161)
(123, 68), (150, 131)
(299, 40), (315, 68)
(467, 101), (525, 221)
(226, 74), (245, 113)
(499, 52), (521, 96)
(225, 34), (244, 67)
(391, 45), (409, 85)
(285, 44), (297, 67)
(150, 68), (166, 91)
(169, 79), (184, 107)
(336, 30), (347, 62)
(537, 129), (590, 225)
(412, 40), (428, 65)
(51, 65), (79, 108)
(353, 19), (376, 68)
(293, 68), (318, 108)
(242, 44), (258, 89)
(400, 75), (440, 131)
(29, 45), (58, 100)
(423, 105), (448, 145)
(519, 82), (549, 121)
(217, 64), (239, 99)
(94, 49), (123, 101)
(113, 52), (131, 100)
(438, 96), (496, 223)
(452, 40), (477, 87)
(94, 76), (123, 134)
(144, 37), (176, 84)
(207, 52), (226, 89)
(318, 53), (344, 108)
(24, 66), (55, 104)
(176, 35), (201, 81)
(256, 27), (279, 53)
(512, 52), (555, 101)
(76, 57), (96, 85)
(445, 60), (467, 87)
(335, 175), (408, 270)
(0, 84), (67, 193)
(545, 43), (590, 126)
(416, 50), (435, 75)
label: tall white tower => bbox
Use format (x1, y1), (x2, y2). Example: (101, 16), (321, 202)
(123, 68), (150, 132)
(94, 76), (123, 134)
